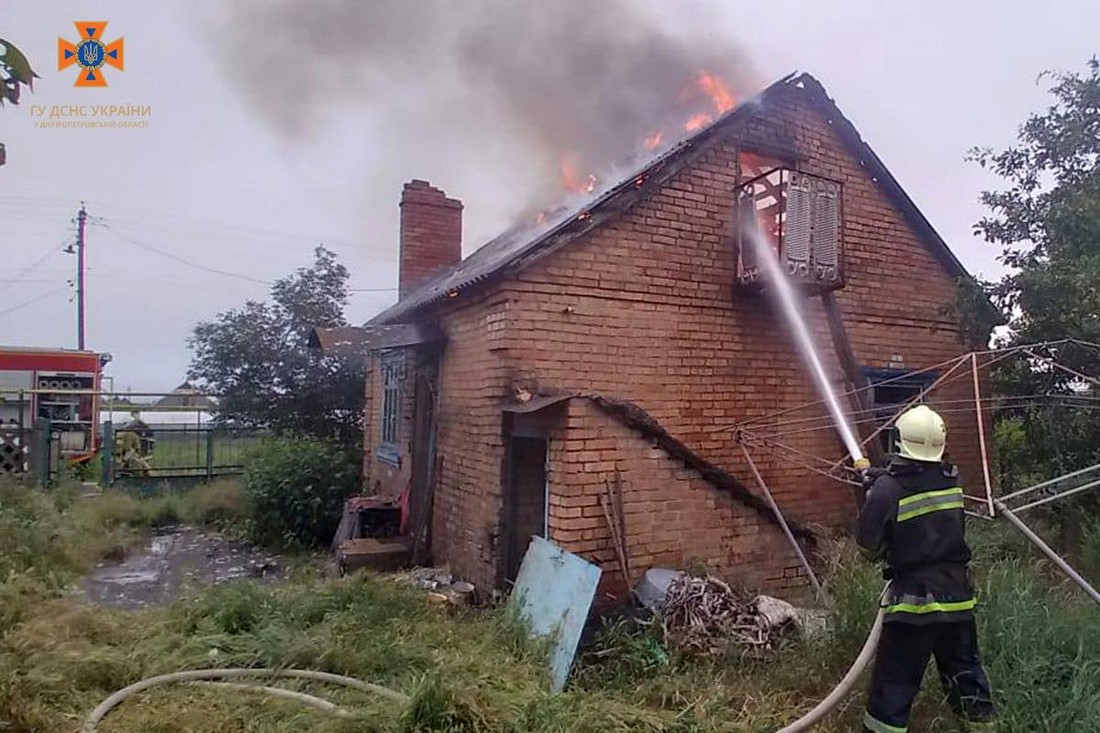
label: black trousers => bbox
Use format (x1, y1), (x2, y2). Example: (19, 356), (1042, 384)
(863, 619), (996, 731)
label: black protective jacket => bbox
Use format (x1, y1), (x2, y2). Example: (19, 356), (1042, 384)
(856, 457), (975, 624)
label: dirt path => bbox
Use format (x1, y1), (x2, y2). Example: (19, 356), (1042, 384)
(80, 526), (284, 609)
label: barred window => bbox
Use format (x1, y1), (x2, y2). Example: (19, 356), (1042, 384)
(381, 355), (401, 447)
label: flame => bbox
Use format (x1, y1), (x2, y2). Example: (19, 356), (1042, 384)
(680, 71), (736, 132)
(697, 71), (735, 114)
(549, 70), (736, 195)
(684, 113), (712, 132)
(560, 155), (596, 194)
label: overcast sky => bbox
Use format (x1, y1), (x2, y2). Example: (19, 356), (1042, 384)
(3, 1), (1098, 392)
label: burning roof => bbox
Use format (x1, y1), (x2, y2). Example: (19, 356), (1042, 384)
(370, 72), (967, 326)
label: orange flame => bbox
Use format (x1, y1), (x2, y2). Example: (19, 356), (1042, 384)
(643, 129), (664, 151)
(560, 155), (596, 194)
(697, 71), (735, 114)
(684, 113), (712, 132)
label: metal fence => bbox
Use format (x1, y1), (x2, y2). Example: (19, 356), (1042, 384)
(106, 422), (268, 481)
(0, 420), (72, 485)
(0, 425), (31, 475)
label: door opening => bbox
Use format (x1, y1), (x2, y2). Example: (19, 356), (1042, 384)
(506, 436), (548, 583)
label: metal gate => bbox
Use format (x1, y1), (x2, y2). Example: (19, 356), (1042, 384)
(103, 421), (267, 485)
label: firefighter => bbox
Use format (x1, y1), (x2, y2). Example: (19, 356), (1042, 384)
(856, 405), (996, 732)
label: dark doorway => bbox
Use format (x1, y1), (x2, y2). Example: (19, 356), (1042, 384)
(506, 437), (548, 582)
(407, 355), (439, 565)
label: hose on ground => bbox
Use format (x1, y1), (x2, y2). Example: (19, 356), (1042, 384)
(186, 681), (350, 716)
(83, 667), (408, 732)
(86, 587), (889, 733)
(775, 607), (884, 733)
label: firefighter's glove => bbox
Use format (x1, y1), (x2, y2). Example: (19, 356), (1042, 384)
(860, 466), (886, 491)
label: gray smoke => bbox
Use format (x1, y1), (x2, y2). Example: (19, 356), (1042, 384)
(208, 0), (756, 220)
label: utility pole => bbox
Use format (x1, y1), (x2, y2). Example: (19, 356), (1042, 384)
(76, 202), (87, 350)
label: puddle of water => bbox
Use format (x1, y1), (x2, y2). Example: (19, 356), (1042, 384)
(80, 525), (285, 609)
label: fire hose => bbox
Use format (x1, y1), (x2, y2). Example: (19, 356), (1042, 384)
(85, 626), (885, 733)
(776, 611), (884, 732)
(772, 582), (886, 733)
(770, 491), (1100, 732)
(82, 668), (408, 732)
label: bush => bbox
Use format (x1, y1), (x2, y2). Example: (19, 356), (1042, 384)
(180, 479), (248, 528)
(241, 435), (358, 548)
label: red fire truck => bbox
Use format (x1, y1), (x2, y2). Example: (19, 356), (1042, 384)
(0, 346), (105, 461)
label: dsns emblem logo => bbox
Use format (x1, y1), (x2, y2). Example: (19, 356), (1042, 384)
(58, 21), (124, 87)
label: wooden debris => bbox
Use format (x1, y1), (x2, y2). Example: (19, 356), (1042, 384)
(599, 481), (631, 592)
(660, 575), (793, 656)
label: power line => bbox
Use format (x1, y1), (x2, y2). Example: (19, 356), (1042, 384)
(104, 223), (398, 293)
(103, 224), (274, 286)
(0, 286), (69, 318)
(0, 197), (388, 255)
(0, 243), (66, 297)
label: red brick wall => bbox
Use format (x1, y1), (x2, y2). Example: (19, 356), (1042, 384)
(500, 86), (983, 531)
(427, 292), (514, 590)
(547, 398), (807, 604)
(365, 82), (985, 593)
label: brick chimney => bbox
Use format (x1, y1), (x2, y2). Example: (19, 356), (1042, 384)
(399, 180), (463, 299)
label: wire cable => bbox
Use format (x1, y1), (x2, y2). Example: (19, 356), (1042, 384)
(101, 224), (396, 293)
(102, 225), (273, 286)
(0, 243), (65, 297)
(0, 285), (70, 318)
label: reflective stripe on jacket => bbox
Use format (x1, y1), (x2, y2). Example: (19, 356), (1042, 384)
(856, 457), (975, 624)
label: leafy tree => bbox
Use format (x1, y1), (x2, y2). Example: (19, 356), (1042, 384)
(0, 38), (40, 165)
(968, 58), (1100, 489)
(188, 246), (365, 447)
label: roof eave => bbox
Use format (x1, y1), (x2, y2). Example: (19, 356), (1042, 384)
(369, 75), (798, 326)
(793, 75), (969, 281)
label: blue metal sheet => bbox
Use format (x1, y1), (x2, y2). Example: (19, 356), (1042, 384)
(509, 536), (601, 693)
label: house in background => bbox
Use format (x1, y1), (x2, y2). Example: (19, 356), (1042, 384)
(320, 72), (983, 600)
(102, 381), (217, 428)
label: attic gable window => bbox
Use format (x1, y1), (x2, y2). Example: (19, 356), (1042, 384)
(378, 352), (402, 464)
(735, 147), (845, 292)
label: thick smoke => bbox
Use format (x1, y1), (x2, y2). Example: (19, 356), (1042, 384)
(211, 0), (756, 224)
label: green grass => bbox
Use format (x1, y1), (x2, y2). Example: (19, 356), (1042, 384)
(1, 480), (1098, 732)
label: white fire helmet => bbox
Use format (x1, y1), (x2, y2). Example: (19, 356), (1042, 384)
(894, 404), (946, 463)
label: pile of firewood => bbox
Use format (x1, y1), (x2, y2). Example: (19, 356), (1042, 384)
(659, 575), (792, 655)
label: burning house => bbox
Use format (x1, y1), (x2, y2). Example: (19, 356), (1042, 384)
(321, 72), (984, 600)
